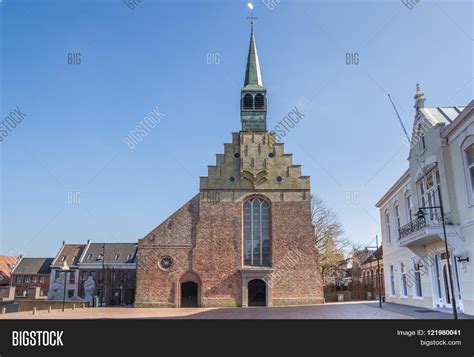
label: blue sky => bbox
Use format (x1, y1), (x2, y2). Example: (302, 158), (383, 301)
(1, 0), (472, 257)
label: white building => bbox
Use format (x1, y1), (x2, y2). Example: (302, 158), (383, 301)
(376, 85), (473, 316)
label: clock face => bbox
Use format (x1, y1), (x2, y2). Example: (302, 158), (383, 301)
(160, 256), (173, 270)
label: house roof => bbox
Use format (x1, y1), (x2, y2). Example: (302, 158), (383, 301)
(442, 100), (474, 139)
(361, 246), (383, 265)
(52, 244), (87, 268)
(419, 106), (465, 126)
(12, 258), (53, 275)
(0, 256), (19, 278)
(80, 243), (137, 264)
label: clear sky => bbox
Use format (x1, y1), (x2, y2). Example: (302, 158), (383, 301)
(1, 0), (472, 258)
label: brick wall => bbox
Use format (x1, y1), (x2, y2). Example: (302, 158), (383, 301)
(135, 195), (323, 307)
(11, 274), (50, 298)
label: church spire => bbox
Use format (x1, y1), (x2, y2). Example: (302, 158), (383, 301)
(243, 19), (263, 88)
(241, 10), (267, 132)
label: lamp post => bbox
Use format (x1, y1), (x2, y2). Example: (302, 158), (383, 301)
(365, 235), (382, 308)
(416, 188), (458, 320)
(100, 243), (105, 307)
(60, 261), (72, 312)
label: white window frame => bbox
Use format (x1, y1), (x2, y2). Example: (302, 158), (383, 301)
(385, 210), (392, 243)
(389, 264), (396, 297)
(394, 204), (401, 239)
(462, 138), (474, 205)
(405, 194), (413, 222)
(399, 261), (408, 298)
(417, 123), (426, 153)
(411, 257), (423, 300)
(416, 168), (441, 223)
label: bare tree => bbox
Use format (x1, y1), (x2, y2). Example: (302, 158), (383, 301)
(311, 196), (352, 286)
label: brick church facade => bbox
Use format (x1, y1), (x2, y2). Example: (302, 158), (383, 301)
(135, 23), (323, 308)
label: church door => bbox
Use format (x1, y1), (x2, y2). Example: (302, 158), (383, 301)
(248, 279), (266, 306)
(181, 282), (198, 307)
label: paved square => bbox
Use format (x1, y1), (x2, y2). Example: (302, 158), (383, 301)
(0, 301), (419, 320)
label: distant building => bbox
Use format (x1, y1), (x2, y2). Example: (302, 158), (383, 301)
(50, 241), (137, 305)
(376, 87), (473, 315)
(0, 256), (18, 286)
(359, 247), (384, 299)
(78, 242), (137, 306)
(11, 258), (53, 297)
(50, 242), (87, 299)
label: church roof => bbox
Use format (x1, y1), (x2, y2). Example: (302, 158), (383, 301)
(243, 29), (264, 91)
(140, 194), (199, 246)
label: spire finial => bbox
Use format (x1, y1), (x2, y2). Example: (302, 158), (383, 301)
(414, 82), (426, 110)
(247, 3), (256, 34)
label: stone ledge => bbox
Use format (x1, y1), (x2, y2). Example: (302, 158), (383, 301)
(272, 297), (325, 306)
(201, 298), (240, 308)
(134, 301), (175, 308)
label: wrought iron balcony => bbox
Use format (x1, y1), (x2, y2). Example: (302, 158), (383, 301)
(397, 209), (461, 251)
(398, 217), (427, 239)
(399, 212), (446, 239)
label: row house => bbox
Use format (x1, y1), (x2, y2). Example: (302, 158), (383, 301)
(376, 86), (473, 315)
(11, 258), (53, 297)
(51, 241), (137, 305)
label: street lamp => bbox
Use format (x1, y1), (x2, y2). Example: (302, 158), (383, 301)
(365, 235), (382, 308)
(60, 261), (72, 312)
(416, 188), (458, 320)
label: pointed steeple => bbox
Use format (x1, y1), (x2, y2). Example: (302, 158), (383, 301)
(241, 20), (267, 132)
(243, 29), (264, 89)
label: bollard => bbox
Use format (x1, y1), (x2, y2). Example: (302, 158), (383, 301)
(1, 307), (6, 315)
(32, 307), (36, 315)
(82, 303), (85, 309)
(48, 306), (52, 313)
(72, 304), (75, 310)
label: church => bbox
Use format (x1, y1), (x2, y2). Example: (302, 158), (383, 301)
(135, 22), (323, 308)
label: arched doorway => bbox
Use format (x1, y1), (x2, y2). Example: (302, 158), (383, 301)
(248, 279), (266, 306)
(181, 282), (198, 307)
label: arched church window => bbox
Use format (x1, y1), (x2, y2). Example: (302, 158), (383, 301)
(255, 93), (265, 109)
(243, 197), (270, 266)
(243, 94), (254, 110)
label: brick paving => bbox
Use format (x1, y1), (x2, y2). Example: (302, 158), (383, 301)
(0, 301), (414, 320)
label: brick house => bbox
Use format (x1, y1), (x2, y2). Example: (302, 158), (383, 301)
(0, 256), (18, 286)
(50, 241), (137, 305)
(11, 257), (53, 297)
(359, 247), (385, 300)
(135, 24), (323, 308)
(78, 242), (137, 306)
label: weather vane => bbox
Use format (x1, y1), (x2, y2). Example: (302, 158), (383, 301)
(247, 3), (257, 32)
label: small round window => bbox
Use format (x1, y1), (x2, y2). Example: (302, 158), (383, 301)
(160, 256), (173, 270)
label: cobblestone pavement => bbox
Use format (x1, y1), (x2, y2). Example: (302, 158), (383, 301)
(0, 301), (416, 320)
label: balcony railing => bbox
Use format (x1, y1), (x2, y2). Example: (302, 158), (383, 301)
(398, 210), (444, 240)
(398, 218), (427, 239)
